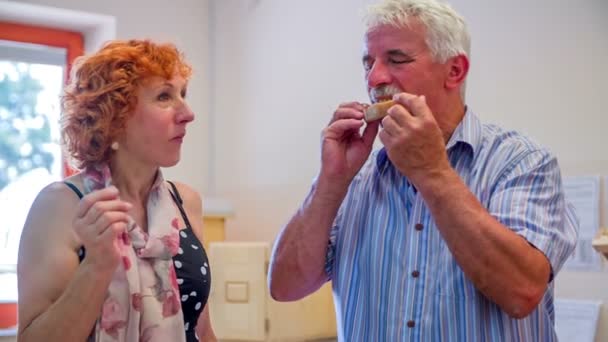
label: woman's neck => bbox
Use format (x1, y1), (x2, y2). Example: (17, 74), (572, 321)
(108, 156), (159, 205)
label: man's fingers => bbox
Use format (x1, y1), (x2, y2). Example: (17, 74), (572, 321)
(378, 129), (392, 148)
(325, 119), (365, 138)
(381, 115), (401, 137)
(338, 101), (367, 111)
(392, 93), (429, 118)
(362, 121), (380, 146)
(330, 107), (365, 124)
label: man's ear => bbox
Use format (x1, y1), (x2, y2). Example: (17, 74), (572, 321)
(445, 54), (469, 90)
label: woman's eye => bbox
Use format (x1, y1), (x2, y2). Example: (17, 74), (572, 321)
(158, 92), (171, 101)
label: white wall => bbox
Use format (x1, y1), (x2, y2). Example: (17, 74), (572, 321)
(15, 0), (212, 194)
(211, 0), (372, 242)
(211, 0), (608, 340)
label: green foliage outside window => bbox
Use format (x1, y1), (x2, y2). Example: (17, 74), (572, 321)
(0, 62), (55, 190)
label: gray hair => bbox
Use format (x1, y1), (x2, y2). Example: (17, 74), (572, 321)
(364, 0), (471, 64)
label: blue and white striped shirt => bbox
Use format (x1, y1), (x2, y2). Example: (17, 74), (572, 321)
(325, 110), (578, 341)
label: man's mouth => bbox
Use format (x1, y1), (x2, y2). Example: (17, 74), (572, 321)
(370, 85), (401, 103)
(373, 96), (393, 103)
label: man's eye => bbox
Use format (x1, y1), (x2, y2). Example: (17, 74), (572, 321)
(362, 56), (373, 71)
(390, 58), (413, 64)
(158, 93), (171, 101)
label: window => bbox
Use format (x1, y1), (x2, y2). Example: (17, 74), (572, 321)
(0, 22), (83, 270)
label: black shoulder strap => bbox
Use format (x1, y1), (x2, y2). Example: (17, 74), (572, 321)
(64, 181), (84, 199)
(64, 182), (86, 262)
(167, 181), (193, 229)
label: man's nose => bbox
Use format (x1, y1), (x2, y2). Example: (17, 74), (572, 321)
(366, 61), (391, 89)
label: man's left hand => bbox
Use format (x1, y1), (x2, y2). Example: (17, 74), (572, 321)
(378, 93), (451, 185)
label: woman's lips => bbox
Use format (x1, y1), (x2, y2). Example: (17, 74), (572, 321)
(171, 134), (185, 143)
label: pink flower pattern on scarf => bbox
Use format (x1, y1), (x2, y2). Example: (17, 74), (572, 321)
(83, 164), (185, 342)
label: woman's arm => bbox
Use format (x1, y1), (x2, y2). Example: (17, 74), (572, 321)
(197, 305), (216, 342)
(173, 182), (218, 342)
(17, 183), (120, 342)
(17, 183), (129, 342)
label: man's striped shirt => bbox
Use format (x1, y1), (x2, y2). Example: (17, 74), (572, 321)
(325, 110), (579, 341)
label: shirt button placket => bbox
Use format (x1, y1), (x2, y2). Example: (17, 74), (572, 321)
(407, 222), (423, 335)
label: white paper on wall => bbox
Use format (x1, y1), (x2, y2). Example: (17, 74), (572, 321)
(562, 176), (602, 271)
(555, 298), (601, 342)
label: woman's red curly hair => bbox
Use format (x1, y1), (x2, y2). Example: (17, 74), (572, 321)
(61, 39), (192, 170)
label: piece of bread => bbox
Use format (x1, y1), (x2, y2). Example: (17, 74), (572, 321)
(364, 100), (395, 122)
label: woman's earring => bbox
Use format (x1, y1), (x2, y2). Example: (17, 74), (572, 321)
(111, 142), (119, 151)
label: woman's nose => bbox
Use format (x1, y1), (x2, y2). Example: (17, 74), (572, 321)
(177, 101), (195, 123)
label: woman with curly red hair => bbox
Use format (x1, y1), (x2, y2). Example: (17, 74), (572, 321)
(17, 39), (216, 342)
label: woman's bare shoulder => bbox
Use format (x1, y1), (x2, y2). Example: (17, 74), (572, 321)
(169, 181), (202, 215)
(22, 178), (83, 249)
(34, 180), (81, 211)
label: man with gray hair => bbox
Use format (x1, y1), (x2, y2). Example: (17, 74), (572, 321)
(268, 0), (578, 340)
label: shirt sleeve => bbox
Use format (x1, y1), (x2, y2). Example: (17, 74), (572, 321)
(323, 151), (381, 280)
(324, 204), (343, 280)
(488, 149), (579, 279)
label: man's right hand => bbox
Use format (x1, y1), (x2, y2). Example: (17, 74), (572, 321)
(73, 186), (132, 272)
(320, 102), (380, 187)
(268, 102), (378, 302)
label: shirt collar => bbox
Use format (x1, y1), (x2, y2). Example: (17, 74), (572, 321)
(375, 107), (482, 172)
(445, 107), (482, 155)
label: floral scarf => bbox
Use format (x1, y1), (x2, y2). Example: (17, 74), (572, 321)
(83, 164), (185, 342)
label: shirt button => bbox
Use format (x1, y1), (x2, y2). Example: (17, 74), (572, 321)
(415, 223), (423, 231)
(407, 320), (415, 328)
(411, 270), (420, 278)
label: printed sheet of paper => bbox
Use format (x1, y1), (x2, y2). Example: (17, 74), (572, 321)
(562, 176), (602, 271)
(555, 298), (601, 342)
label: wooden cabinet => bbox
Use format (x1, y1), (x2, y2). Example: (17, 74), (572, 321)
(592, 228), (608, 259)
(202, 215), (227, 251)
(202, 198), (234, 251)
(203, 199), (337, 341)
(208, 242), (337, 341)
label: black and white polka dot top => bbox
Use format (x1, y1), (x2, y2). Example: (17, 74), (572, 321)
(65, 181), (211, 342)
(166, 180), (211, 341)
